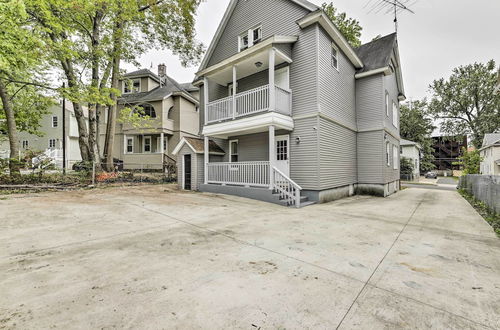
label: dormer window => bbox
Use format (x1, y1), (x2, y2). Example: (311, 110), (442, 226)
(238, 26), (262, 52)
(133, 104), (156, 118)
(124, 78), (141, 94)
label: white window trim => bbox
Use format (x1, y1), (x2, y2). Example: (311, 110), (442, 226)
(229, 139), (239, 163)
(385, 92), (390, 117)
(126, 137), (134, 154)
(386, 142), (390, 167)
(143, 136), (152, 153)
(22, 140), (29, 149)
(331, 42), (339, 71)
(49, 138), (56, 149)
(52, 115), (58, 128)
(393, 145), (399, 170)
(123, 78), (141, 94)
(238, 25), (262, 52)
(392, 101), (398, 127)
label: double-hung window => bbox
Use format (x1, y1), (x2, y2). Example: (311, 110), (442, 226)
(22, 140), (29, 149)
(238, 26), (262, 52)
(49, 139), (56, 149)
(127, 137), (134, 153)
(331, 43), (339, 70)
(385, 92), (390, 117)
(386, 142), (390, 167)
(124, 78), (141, 94)
(393, 145), (399, 170)
(230, 140), (239, 163)
(52, 115), (58, 128)
(392, 101), (398, 127)
(143, 136), (152, 153)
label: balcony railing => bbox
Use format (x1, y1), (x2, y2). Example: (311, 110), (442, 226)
(206, 84), (291, 124)
(207, 161), (270, 187)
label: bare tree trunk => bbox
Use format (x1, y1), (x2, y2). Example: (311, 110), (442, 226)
(104, 17), (124, 171)
(0, 79), (21, 177)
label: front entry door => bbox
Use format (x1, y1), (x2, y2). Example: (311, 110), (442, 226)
(184, 154), (192, 190)
(275, 135), (290, 177)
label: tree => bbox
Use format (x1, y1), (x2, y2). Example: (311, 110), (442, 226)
(400, 99), (436, 172)
(455, 148), (482, 175)
(322, 2), (363, 48)
(0, 0), (49, 177)
(400, 157), (414, 175)
(428, 60), (500, 149)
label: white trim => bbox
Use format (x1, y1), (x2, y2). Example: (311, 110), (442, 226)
(49, 138), (56, 149)
(123, 78), (141, 94)
(143, 136), (152, 153)
(172, 137), (225, 156)
(331, 42), (339, 71)
(386, 141), (390, 167)
(393, 145), (399, 170)
(196, 36), (298, 78)
(355, 67), (392, 79)
(229, 139), (239, 163)
(126, 137), (134, 154)
(202, 112), (294, 139)
(392, 101), (398, 128)
(51, 115), (59, 128)
(198, 0), (316, 72)
(275, 134), (290, 176)
(297, 11), (363, 69)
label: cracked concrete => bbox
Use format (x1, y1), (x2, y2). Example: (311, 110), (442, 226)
(0, 185), (499, 329)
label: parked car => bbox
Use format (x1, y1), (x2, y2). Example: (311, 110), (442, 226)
(425, 171), (438, 179)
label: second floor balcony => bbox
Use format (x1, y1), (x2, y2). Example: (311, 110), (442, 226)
(206, 84), (291, 123)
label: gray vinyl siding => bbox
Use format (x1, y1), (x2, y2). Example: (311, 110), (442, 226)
(237, 70), (268, 93)
(384, 133), (400, 183)
(196, 153), (204, 189)
(207, 0), (309, 67)
(318, 118), (357, 189)
(357, 130), (384, 184)
(227, 132), (269, 161)
(318, 27), (356, 130)
(275, 43), (292, 59)
(383, 72), (400, 138)
(290, 116), (319, 190)
(356, 74), (384, 131)
(290, 25), (318, 117)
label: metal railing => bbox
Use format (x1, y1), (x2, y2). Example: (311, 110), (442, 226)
(272, 166), (302, 208)
(207, 161), (270, 187)
(206, 84), (291, 123)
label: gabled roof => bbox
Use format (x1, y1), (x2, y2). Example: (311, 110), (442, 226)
(198, 0), (318, 72)
(180, 83), (198, 92)
(482, 133), (500, 148)
(401, 139), (421, 149)
(355, 33), (397, 73)
(120, 70), (198, 105)
(172, 137), (225, 156)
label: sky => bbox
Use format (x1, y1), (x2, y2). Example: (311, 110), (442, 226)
(125, 0), (500, 101)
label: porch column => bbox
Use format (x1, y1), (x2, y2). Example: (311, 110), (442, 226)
(269, 125), (275, 189)
(160, 133), (165, 154)
(123, 134), (127, 154)
(203, 77), (209, 124)
(268, 48), (276, 111)
(204, 136), (209, 185)
(232, 65), (237, 119)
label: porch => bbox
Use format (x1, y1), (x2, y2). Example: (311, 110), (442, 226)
(122, 133), (169, 170)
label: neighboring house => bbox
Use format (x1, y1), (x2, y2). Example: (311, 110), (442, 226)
(0, 134), (9, 159)
(173, 0), (405, 207)
(100, 65), (199, 170)
(432, 135), (467, 171)
(480, 133), (500, 175)
(400, 139), (421, 180)
(10, 102), (87, 168)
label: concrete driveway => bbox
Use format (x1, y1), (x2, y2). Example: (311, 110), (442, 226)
(1, 185), (499, 329)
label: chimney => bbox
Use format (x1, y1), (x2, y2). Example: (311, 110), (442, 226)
(158, 63), (167, 87)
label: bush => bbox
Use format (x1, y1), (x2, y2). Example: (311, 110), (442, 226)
(400, 157), (414, 175)
(459, 189), (500, 236)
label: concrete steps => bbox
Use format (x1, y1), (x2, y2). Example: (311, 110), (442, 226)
(272, 191), (316, 208)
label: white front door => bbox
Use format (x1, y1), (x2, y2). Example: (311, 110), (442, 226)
(275, 135), (290, 177)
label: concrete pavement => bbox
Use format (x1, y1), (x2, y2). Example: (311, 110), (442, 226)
(0, 185), (499, 329)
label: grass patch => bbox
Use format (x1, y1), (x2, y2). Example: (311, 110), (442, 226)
(459, 189), (500, 237)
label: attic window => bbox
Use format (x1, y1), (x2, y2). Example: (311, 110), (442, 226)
(331, 43), (339, 70)
(124, 78), (141, 94)
(238, 26), (262, 52)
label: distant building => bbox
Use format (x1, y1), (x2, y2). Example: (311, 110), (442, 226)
(431, 135), (467, 170)
(480, 133), (500, 175)
(400, 139), (421, 179)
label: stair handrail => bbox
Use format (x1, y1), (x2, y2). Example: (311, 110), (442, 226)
(272, 166), (302, 208)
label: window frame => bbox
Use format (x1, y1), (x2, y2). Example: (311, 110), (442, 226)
(392, 101), (398, 127)
(393, 145), (399, 170)
(385, 92), (390, 117)
(52, 115), (58, 128)
(331, 43), (339, 71)
(123, 78), (141, 94)
(22, 140), (29, 149)
(126, 137), (134, 154)
(49, 138), (56, 149)
(143, 136), (152, 153)
(386, 142), (390, 167)
(229, 139), (239, 163)
(238, 25), (262, 52)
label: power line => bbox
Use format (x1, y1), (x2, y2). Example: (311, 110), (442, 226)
(365, 0), (417, 32)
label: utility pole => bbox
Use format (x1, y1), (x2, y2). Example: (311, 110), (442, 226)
(62, 83), (67, 175)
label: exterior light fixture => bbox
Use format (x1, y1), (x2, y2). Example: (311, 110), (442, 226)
(255, 61), (263, 68)
(295, 137), (301, 144)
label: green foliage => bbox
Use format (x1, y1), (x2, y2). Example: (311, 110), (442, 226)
(454, 148), (482, 175)
(322, 2), (363, 48)
(428, 60), (500, 148)
(118, 106), (155, 132)
(400, 157), (414, 175)
(459, 189), (500, 236)
(400, 99), (436, 172)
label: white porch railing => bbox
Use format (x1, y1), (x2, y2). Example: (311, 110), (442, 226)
(207, 161), (270, 187)
(272, 167), (302, 208)
(32, 148), (63, 169)
(206, 84), (291, 123)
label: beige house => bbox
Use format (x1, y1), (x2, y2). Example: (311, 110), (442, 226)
(100, 66), (199, 170)
(480, 133), (500, 175)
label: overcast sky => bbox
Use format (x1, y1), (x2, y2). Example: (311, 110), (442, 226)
(125, 0), (500, 100)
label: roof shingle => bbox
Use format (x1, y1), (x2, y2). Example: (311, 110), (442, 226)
(355, 33), (397, 73)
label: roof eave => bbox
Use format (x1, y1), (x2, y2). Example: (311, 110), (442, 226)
(297, 11), (363, 69)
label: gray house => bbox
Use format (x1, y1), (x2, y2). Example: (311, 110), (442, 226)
(173, 0), (405, 207)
